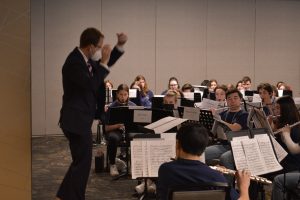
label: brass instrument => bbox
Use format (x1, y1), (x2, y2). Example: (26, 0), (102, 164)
(273, 121), (300, 135)
(209, 166), (272, 185)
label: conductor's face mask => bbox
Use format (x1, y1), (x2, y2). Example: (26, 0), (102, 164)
(91, 49), (102, 61)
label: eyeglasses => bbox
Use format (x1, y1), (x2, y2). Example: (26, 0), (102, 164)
(170, 84), (178, 87)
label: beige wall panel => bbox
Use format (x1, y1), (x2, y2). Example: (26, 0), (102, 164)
(156, 0), (207, 93)
(101, 0), (156, 92)
(0, 0), (31, 199)
(44, 0), (102, 135)
(31, 0), (46, 136)
(206, 0), (255, 86)
(255, 1), (300, 95)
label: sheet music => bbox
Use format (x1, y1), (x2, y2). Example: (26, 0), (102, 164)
(160, 133), (177, 141)
(183, 107), (200, 121)
(231, 139), (249, 171)
(133, 110), (152, 123)
(183, 92), (194, 100)
(232, 136), (250, 142)
(147, 140), (176, 177)
(253, 94), (262, 103)
(142, 141), (149, 177)
(194, 98), (220, 109)
(231, 136), (283, 176)
(145, 116), (187, 133)
(131, 138), (176, 179)
(130, 140), (144, 179)
(269, 135), (288, 162)
(254, 134), (283, 173)
(242, 139), (267, 175)
(129, 89), (137, 98)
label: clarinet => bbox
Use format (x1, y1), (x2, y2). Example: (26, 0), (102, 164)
(209, 166), (272, 185)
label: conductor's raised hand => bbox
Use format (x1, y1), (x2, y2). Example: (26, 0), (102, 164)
(101, 44), (112, 65)
(117, 32), (128, 46)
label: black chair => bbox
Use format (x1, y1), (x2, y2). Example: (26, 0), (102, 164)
(167, 182), (230, 200)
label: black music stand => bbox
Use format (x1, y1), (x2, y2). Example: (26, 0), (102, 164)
(151, 96), (164, 109)
(199, 110), (215, 130)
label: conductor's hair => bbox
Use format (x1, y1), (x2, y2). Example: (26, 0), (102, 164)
(80, 27), (104, 48)
(176, 123), (208, 156)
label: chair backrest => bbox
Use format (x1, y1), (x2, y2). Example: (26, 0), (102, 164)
(167, 182), (230, 200)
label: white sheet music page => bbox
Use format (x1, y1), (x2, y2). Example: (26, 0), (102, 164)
(183, 92), (194, 100)
(254, 134), (283, 173)
(130, 140), (143, 179)
(144, 116), (187, 133)
(183, 107), (200, 121)
(195, 98), (220, 109)
(147, 140), (176, 177)
(269, 135), (288, 162)
(142, 140), (149, 177)
(145, 116), (175, 130)
(231, 139), (249, 171)
(133, 110), (152, 123)
(242, 139), (267, 175)
(129, 89), (137, 98)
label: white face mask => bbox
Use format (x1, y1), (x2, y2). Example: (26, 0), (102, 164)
(91, 49), (102, 61)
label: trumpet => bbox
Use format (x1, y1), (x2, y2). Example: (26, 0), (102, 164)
(209, 166), (272, 185)
(273, 121), (300, 135)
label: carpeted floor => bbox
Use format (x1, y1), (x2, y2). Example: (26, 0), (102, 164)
(32, 135), (140, 200)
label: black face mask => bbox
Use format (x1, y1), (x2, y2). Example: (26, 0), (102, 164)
(163, 104), (174, 110)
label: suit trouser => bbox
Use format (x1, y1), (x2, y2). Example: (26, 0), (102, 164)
(57, 129), (93, 200)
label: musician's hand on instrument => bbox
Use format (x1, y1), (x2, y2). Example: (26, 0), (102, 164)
(281, 124), (291, 136)
(236, 170), (251, 192)
(118, 124), (125, 131)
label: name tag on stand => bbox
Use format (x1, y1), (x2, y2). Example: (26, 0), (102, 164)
(134, 110), (152, 123)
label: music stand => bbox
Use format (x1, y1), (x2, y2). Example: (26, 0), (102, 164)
(151, 96), (164, 109)
(199, 110), (215, 130)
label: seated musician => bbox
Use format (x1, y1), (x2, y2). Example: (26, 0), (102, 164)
(214, 85), (228, 106)
(131, 75), (154, 108)
(205, 88), (248, 170)
(272, 130), (300, 200)
(181, 83), (194, 93)
(105, 84), (136, 176)
(270, 95), (300, 172)
(163, 89), (179, 109)
(157, 123), (251, 200)
(257, 83), (275, 116)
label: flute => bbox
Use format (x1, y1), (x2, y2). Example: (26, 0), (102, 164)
(273, 121), (300, 135)
(209, 166), (272, 185)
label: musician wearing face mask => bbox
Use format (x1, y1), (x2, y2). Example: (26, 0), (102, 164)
(57, 28), (127, 200)
(105, 84), (136, 176)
